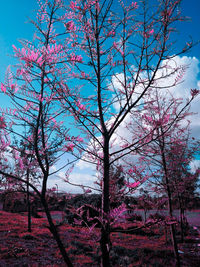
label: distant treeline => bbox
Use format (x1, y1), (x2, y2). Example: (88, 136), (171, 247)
(1, 191), (200, 212)
(64, 193), (200, 210)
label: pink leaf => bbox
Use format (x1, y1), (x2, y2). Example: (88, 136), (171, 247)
(126, 181), (140, 188)
(1, 83), (6, 93)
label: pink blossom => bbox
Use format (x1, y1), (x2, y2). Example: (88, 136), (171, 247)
(148, 29), (154, 35)
(85, 189), (92, 193)
(76, 136), (84, 142)
(10, 84), (18, 93)
(70, 54), (83, 63)
(163, 114), (170, 124)
(113, 42), (118, 49)
(76, 55), (83, 62)
(119, 49), (124, 56)
(132, 2), (138, 9)
(65, 21), (75, 31)
(51, 187), (57, 192)
(128, 168), (134, 174)
(144, 29), (154, 38)
(121, 143), (129, 148)
(65, 143), (74, 152)
(81, 71), (86, 78)
(18, 158), (24, 170)
(70, 1), (78, 11)
(1, 83), (6, 93)
(0, 117), (6, 129)
(12, 45), (18, 51)
(107, 30), (115, 37)
(76, 100), (86, 110)
(191, 88), (199, 97)
(126, 181), (140, 188)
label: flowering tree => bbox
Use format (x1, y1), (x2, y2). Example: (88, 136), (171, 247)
(55, 0), (195, 266)
(165, 138), (200, 242)
(130, 88), (199, 265)
(0, 0), (198, 266)
(0, 1), (78, 266)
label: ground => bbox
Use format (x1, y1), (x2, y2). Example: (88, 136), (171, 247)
(0, 210), (200, 266)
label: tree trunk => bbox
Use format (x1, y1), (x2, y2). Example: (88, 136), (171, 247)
(100, 136), (111, 267)
(170, 224), (180, 267)
(180, 209), (184, 243)
(178, 194), (184, 243)
(166, 182), (181, 267)
(144, 209), (147, 223)
(178, 193), (184, 243)
(27, 186), (31, 232)
(26, 170), (31, 232)
(41, 197), (73, 267)
(158, 133), (180, 267)
(164, 224), (168, 244)
(100, 225), (111, 267)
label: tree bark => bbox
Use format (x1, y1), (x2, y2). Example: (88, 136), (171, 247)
(41, 197), (73, 267)
(178, 194), (184, 243)
(26, 170), (31, 232)
(100, 136), (111, 267)
(158, 131), (181, 267)
(27, 186), (31, 232)
(165, 173), (181, 267)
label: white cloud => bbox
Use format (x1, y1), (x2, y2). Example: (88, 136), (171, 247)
(189, 159), (200, 174)
(47, 170), (97, 193)
(49, 56), (200, 192)
(113, 56), (200, 139)
(50, 165), (57, 173)
(164, 56), (200, 138)
(75, 159), (96, 171)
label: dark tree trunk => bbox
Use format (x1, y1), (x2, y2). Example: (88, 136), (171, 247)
(158, 132), (181, 267)
(27, 187), (31, 232)
(144, 209), (147, 223)
(41, 197), (73, 267)
(164, 223), (168, 244)
(178, 194), (185, 243)
(100, 136), (111, 267)
(100, 224), (111, 267)
(165, 177), (181, 267)
(26, 170), (31, 232)
(180, 208), (184, 243)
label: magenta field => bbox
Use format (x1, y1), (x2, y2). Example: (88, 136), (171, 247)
(0, 209), (200, 267)
(0, 0), (200, 266)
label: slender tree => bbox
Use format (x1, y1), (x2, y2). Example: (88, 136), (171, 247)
(55, 1), (195, 266)
(165, 138), (200, 242)
(0, 0), (198, 266)
(0, 1), (78, 265)
(131, 88), (199, 266)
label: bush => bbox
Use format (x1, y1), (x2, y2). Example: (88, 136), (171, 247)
(127, 212), (143, 222)
(148, 212), (165, 221)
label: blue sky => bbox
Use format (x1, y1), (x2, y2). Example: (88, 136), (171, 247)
(0, 0), (200, 192)
(0, 0), (200, 83)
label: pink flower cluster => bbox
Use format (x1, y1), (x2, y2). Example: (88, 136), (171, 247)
(65, 21), (76, 31)
(125, 181), (140, 188)
(0, 116), (6, 129)
(13, 45), (44, 67)
(191, 89), (199, 97)
(12, 43), (63, 68)
(70, 1), (77, 10)
(1, 83), (6, 93)
(65, 143), (75, 152)
(70, 54), (83, 63)
(76, 100), (86, 111)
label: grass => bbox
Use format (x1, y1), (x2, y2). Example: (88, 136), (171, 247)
(0, 210), (200, 266)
